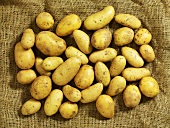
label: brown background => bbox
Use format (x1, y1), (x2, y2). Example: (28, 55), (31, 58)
(0, 0), (170, 127)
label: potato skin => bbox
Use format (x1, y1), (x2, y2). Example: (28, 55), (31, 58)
(84, 6), (115, 30)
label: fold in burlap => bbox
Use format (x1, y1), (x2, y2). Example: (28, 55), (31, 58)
(0, 0), (170, 127)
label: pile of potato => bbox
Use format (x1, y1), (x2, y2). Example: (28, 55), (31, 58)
(15, 6), (159, 119)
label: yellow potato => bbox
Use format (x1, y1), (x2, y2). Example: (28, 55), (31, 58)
(56, 14), (82, 36)
(84, 6), (115, 30)
(114, 27), (134, 46)
(65, 46), (88, 64)
(17, 69), (37, 84)
(95, 62), (110, 87)
(30, 76), (52, 100)
(139, 77), (159, 97)
(96, 94), (114, 118)
(73, 30), (93, 54)
(134, 28), (152, 45)
(106, 76), (126, 96)
(123, 85), (141, 108)
(62, 85), (81, 102)
(36, 31), (66, 56)
(44, 89), (63, 116)
(52, 57), (81, 86)
(91, 28), (112, 50)
(115, 14), (141, 29)
(74, 65), (94, 89)
(14, 42), (35, 69)
(121, 46), (144, 67)
(80, 83), (103, 103)
(109, 55), (126, 77)
(21, 98), (41, 115)
(139, 44), (155, 62)
(122, 67), (150, 81)
(89, 48), (117, 63)
(21, 28), (35, 49)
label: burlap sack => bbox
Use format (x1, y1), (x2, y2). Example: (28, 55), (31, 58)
(0, 0), (170, 127)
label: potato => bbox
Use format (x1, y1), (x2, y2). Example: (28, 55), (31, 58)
(21, 98), (41, 115)
(121, 46), (144, 67)
(89, 48), (117, 63)
(95, 62), (110, 87)
(96, 94), (114, 118)
(115, 14), (141, 29)
(91, 28), (112, 50)
(123, 85), (141, 108)
(65, 46), (88, 64)
(21, 28), (35, 49)
(122, 67), (150, 81)
(80, 83), (103, 103)
(56, 14), (82, 36)
(109, 55), (126, 77)
(36, 31), (66, 56)
(17, 69), (37, 84)
(139, 44), (155, 62)
(73, 30), (93, 54)
(84, 6), (115, 30)
(134, 28), (152, 45)
(62, 85), (81, 102)
(74, 65), (94, 89)
(42, 57), (63, 71)
(114, 27), (134, 46)
(139, 77), (159, 97)
(14, 42), (35, 69)
(52, 57), (81, 86)
(59, 101), (78, 119)
(44, 89), (63, 116)
(36, 12), (54, 30)
(106, 76), (126, 96)
(30, 76), (52, 100)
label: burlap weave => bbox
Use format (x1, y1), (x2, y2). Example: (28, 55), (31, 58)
(0, 0), (170, 127)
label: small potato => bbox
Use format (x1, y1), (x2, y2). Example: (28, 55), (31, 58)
(52, 57), (81, 86)
(123, 85), (141, 108)
(44, 89), (63, 116)
(110, 55), (126, 77)
(59, 101), (78, 119)
(80, 83), (103, 103)
(62, 85), (81, 102)
(121, 46), (144, 67)
(21, 98), (41, 115)
(91, 28), (112, 50)
(139, 44), (155, 62)
(115, 14), (141, 29)
(42, 57), (63, 71)
(134, 28), (152, 45)
(139, 77), (159, 97)
(36, 12), (54, 30)
(84, 6), (115, 30)
(114, 27), (134, 46)
(21, 28), (35, 49)
(95, 62), (110, 87)
(56, 14), (82, 36)
(122, 67), (150, 81)
(74, 65), (94, 89)
(106, 76), (126, 96)
(36, 31), (66, 56)
(30, 76), (52, 100)
(14, 42), (35, 69)
(65, 46), (88, 64)
(89, 48), (117, 63)
(17, 69), (37, 84)
(73, 30), (93, 54)
(96, 94), (114, 118)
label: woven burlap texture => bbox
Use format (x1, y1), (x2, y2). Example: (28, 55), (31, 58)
(0, 0), (170, 128)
